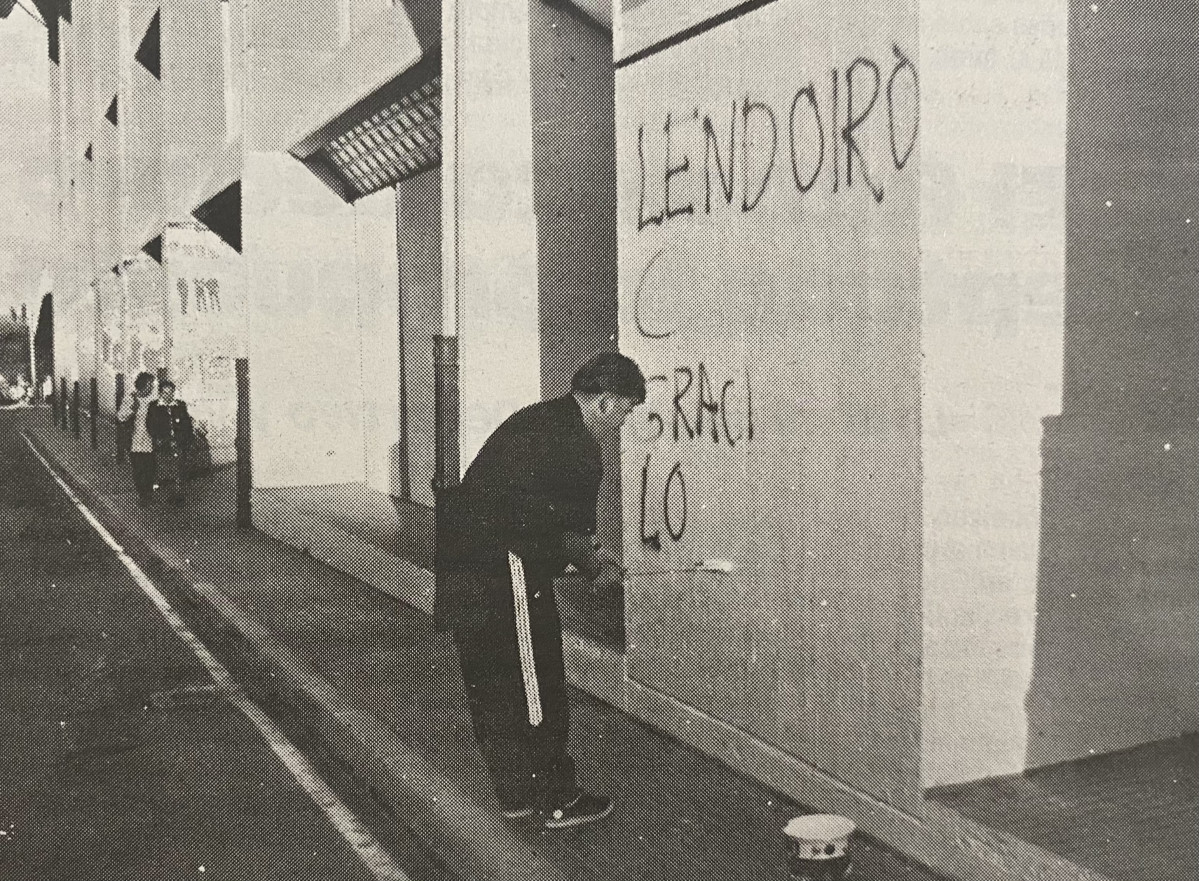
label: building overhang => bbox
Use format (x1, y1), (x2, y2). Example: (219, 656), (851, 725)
(133, 210), (165, 263)
(556, 0), (611, 31)
(190, 136), (243, 253)
(287, 1), (440, 201)
(134, 7), (160, 79)
(141, 234), (162, 265)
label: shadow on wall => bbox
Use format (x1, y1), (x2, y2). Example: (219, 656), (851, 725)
(1026, 415), (1198, 768)
(1023, 0), (1199, 769)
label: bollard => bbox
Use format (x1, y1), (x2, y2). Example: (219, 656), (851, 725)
(235, 358), (251, 529)
(71, 381), (80, 437)
(114, 373), (126, 462)
(90, 377), (99, 449)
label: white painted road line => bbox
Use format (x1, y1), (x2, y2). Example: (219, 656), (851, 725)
(23, 434), (411, 881)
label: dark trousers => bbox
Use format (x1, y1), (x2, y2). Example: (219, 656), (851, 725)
(129, 452), (156, 501)
(453, 586), (578, 811)
(157, 446), (185, 502)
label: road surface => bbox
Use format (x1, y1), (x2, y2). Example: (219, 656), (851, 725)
(0, 410), (419, 881)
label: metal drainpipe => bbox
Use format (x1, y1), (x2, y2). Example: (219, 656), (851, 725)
(435, 0), (461, 496)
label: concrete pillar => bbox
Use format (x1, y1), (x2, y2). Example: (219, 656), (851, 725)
(442, 0), (542, 470)
(917, 2), (1069, 788)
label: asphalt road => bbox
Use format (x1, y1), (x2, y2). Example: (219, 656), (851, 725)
(0, 410), (397, 881)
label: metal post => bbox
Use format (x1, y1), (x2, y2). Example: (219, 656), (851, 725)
(89, 377), (99, 449)
(114, 373), (126, 462)
(71, 381), (80, 437)
(235, 357), (251, 529)
(432, 334), (460, 494)
(60, 377), (68, 430)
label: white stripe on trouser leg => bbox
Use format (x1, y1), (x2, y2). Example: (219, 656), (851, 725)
(507, 552), (543, 727)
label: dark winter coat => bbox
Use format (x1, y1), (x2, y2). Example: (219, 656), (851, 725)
(146, 399), (194, 453)
(434, 395), (602, 633)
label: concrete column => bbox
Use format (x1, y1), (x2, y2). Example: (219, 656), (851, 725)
(442, 0), (542, 470)
(919, 2), (1069, 787)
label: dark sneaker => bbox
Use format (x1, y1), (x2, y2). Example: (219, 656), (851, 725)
(500, 804), (535, 820)
(544, 792), (614, 830)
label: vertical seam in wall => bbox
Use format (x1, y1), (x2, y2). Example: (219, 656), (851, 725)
(394, 186), (411, 501)
(355, 206), (369, 485)
(453, 0), (461, 333)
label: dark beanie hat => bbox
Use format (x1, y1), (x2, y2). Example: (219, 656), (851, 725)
(571, 352), (646, 404)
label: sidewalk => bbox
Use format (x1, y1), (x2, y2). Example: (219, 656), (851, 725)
(21, 408), (944, 881)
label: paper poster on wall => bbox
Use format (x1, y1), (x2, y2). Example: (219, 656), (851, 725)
(164, 221), (245, 462)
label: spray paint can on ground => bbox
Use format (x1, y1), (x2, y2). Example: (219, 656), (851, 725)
(784, 814), (856, 881)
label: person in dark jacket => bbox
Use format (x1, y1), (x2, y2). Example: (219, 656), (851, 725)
(436, 352), (645, 830)
(146, 379), (193, 507)
(116, 371), (157, 507)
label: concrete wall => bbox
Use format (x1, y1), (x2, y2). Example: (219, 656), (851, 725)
(350, 0), (395, 40)
(919, 3), (1068, 786)
(354, 186), (403, 497)
(244, 151), (365, 488)
(617, 0), (922, 807)
(127, 59), (163, 254)
(245, 0), (339, 152)
(124, 256), (166, 380)
(529, 3), (619, 402)
(448, 1), (543, 470)
(163, 222), (245, 464)
(161, 0), (224, 218)
(528, 1), (624, 644)
(1025, 0), (1199, 769)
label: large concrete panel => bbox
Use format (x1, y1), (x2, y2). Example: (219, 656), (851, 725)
(161, 0), (224, 216)
(354, 186), (402, 497)
(529, 1), (624, 645)
(447, 1), (543, 469)
(127, 63), (164, 252)
(919, 1), (1067, 786)
(618, 0), (921, 806)
(244, 151), (365, 488)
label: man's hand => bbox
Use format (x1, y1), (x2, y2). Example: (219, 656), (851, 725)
(561, 531), (601, 580)
(561, 533), (627, 583)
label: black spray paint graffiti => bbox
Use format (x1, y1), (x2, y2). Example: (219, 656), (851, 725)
(638, 365), (754, 550)
(638, 45), (918, 229)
